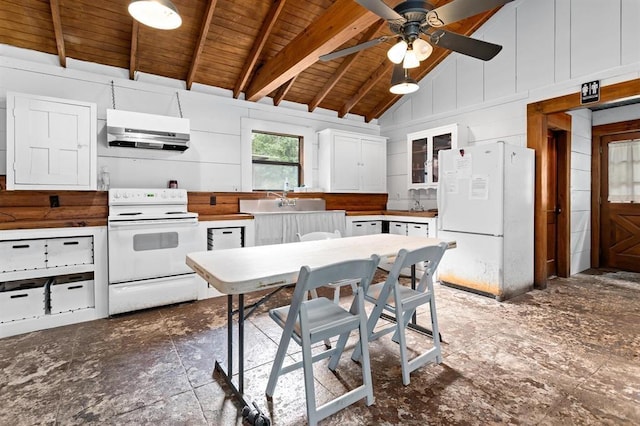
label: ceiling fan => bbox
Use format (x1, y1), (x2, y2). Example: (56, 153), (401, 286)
(320, 0), (513, 69)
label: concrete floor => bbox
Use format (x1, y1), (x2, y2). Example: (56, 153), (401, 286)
(1, 269), (638, 425)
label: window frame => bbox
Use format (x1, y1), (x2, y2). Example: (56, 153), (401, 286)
(241, 118), (314, 192)
(251, 130), (303, 191)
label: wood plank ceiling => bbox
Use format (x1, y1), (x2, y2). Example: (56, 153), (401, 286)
(0, 0), (504, 122)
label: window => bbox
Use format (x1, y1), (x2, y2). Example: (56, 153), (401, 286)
(252, 131), (302, 191)
(608, 139), (640, 203)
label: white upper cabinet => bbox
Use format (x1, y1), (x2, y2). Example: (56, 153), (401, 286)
(407, 124), (467, 190)
(6, 92), (97, 190)
(318, 129), (387, 193)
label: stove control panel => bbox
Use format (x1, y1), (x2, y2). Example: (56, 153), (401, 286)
(109, 188), (188, 205)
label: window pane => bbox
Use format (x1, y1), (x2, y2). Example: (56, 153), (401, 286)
(252, 132), (299, 163)
(253, 164), (299, 191)
(608, 139), (640, 203)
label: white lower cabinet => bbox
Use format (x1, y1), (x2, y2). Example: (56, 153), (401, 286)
(351, 220), (382, 236)
(0, 227), (108, 338)
(198, 220), (255, 299)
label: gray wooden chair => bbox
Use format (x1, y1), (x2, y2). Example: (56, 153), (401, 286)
(266, 255), (380, 426)
(350, 242), (448, 385)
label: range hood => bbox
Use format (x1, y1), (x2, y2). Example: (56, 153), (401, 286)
(107, 109), (190, 151)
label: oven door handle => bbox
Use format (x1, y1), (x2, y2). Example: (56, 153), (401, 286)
(108, 219), (199, 228)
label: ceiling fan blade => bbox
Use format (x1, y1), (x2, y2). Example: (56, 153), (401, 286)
(319, 36), (390, 62)
(426, 0), (514, 27)
(429, 30), (503, 61)
(355, 0), (405, 22)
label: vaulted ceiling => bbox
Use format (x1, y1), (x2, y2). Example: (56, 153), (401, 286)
(0, 0), (507, 122)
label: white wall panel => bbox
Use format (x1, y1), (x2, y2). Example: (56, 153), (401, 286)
(571, 210), (591, 233)
(570, 0), (621, 78)
(554, 0), (571, 82)
(456, 54), (484, 108)
(593, 104), (640, 125)
(622, 0), (640, 65)
(571, 190), (591, 210)
(387, 151), (406, 177)
(570, 247), (591, 275)
(432, 60), (457, 114)
(571, 169), (591, 191)
(410, 80), (433, 121)
(516, 0), (556, 91)
(572, 151), (591, 172)
(483, 5), (517, 100)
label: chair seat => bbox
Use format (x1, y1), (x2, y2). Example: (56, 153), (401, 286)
(365, 282), (430, 308)
(270, 297), (360, 341)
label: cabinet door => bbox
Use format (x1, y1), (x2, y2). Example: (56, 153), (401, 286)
(331, 135), (361, 192)
(360, 138), (387, 193)
(407, 124), (464, 189)
(8, 93), (96, 190)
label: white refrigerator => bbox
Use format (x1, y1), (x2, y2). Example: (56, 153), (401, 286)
(437, 141), (534, 301)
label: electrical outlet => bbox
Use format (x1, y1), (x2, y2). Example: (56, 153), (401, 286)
(49, 195), (60, 208)
(210, 196), (216, 205)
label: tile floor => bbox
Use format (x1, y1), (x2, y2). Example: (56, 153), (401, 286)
(1, 269), (639, 425)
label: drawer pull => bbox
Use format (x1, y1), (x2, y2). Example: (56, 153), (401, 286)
(68, 285), (84, 290)
(63, 241), (80, 245)
(10, 293), (28, 299)
(222, 231), (233, 234)
(12, 244), (30, 249)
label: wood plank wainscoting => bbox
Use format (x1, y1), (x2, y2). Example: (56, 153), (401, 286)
(0, 176), (388, 229)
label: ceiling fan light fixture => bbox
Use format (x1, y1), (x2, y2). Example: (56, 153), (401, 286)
(402, 48), (420, 69)
(128, 0), (182, 30)
(413, 38), (433, 61)
(390, 63), (419, 95)
(387, 40), (408, 64)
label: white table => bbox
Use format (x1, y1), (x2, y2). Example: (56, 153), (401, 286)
(186, 234), (453, 424)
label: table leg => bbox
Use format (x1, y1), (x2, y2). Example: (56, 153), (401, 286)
(214, 294), (271, 425)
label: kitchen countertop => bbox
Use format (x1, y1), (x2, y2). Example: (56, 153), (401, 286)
(346, 210), (438, 218)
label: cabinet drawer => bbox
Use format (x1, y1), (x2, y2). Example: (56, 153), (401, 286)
(50, 273), (95, 314)
(389, 222), (408, 235)
(208, 228), (242, 250)
(47, 237), (94, 268)
(0, 240), (47, 272)
(0, 278), (47, 322)
(407, 223), (429, 237)
(352, 221), (382, 236)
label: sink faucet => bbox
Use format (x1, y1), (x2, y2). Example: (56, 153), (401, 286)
(265, 191), (297, 207)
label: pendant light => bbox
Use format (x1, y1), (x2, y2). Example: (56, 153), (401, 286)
(402, 48), (420, 69)
(390, 63), (419, 95)
(412, 38), (433, 61)
(128, 0), (182, 30)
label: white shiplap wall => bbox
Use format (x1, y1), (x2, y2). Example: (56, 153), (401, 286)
(379, 0), (640, 274)
(0, 45), (382, 192)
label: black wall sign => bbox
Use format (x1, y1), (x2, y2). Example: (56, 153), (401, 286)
(580, 80), (600, 104)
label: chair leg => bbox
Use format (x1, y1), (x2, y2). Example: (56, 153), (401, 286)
(395, 307), (412, 386)
(333, 286), (340, 304)
(357, 295), (375, 406)
(266, 321), (294, 397)
(301, 323), (318, 426)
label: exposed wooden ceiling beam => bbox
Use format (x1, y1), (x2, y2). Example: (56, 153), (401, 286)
(366, 8), (504, 121)
(273, 75), (298, 106)
(186, 0), (218, 90)
(49, 0), (66, 67)
(129, 21), (139, 80)
(309, 19), (386, 113)
(339, 61), (391, 118)
(234, 0), (287, 99)
(245, 0), (380, 102)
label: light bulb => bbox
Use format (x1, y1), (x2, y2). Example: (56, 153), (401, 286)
(387, 40), (408, 64)
(403, 49), (420, 69)
(413, 38), (433, 61)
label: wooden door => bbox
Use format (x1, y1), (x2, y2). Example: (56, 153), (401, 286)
(600, 131), (640, 272)
(545, 130), (558, 277)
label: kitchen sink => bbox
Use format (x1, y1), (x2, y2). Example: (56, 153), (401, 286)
(239, 198), (326, 213)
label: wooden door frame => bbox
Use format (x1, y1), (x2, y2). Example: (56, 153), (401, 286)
(591, 119), (640, 268)
(527, 78), (640, 289)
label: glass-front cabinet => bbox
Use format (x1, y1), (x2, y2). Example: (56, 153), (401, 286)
(407, 124), (467, 189)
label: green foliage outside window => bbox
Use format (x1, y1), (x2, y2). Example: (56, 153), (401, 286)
(252, 131), (301, 190)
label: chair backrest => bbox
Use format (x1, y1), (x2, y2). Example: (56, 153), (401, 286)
(383, 242), (449, 293)
(297, 230), (342, 242)
(289, 255), (380, 308)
